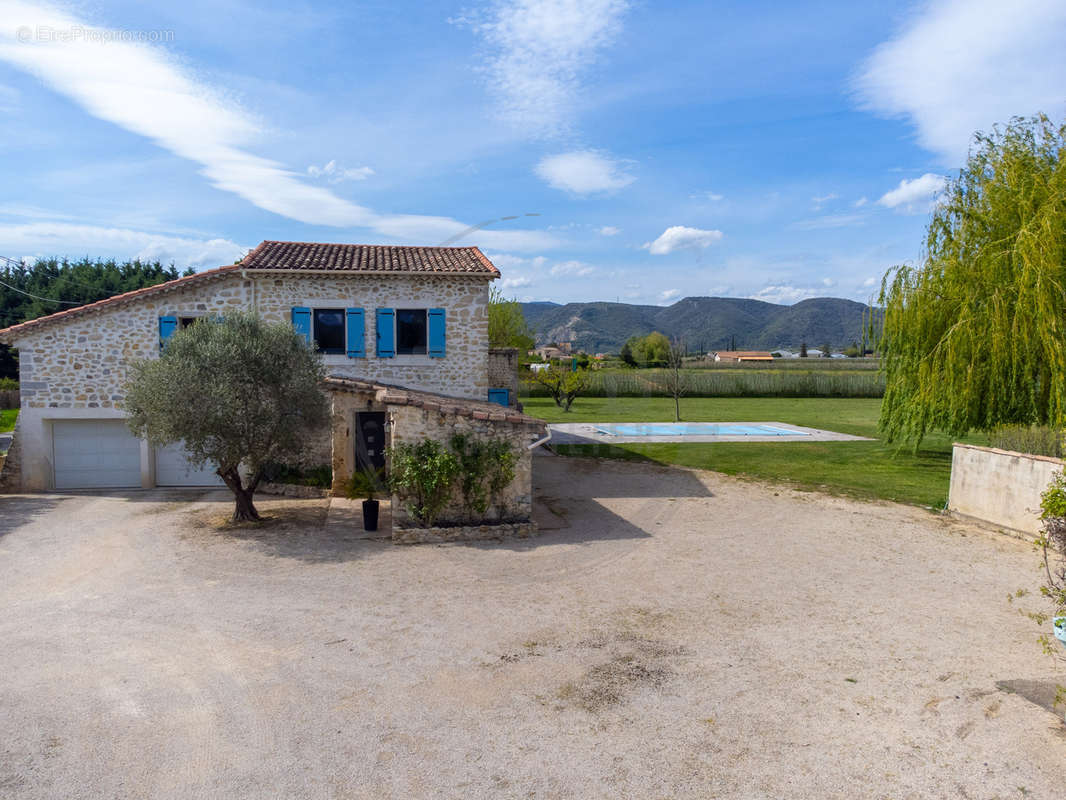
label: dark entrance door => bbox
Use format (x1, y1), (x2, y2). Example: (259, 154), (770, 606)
(355, 412), (387, 473)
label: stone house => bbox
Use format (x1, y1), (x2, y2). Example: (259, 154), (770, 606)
(0, 242), (546, 531)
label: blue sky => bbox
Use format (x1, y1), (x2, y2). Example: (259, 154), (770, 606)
(1, 0), (1064, 305)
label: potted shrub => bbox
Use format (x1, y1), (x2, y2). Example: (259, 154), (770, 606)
(346, 467), (386, 531)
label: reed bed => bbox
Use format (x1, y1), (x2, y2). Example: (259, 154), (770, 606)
(524, 367), (884, 398)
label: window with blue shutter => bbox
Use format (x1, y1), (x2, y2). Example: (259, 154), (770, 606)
(487, 388), (510, 407)
(158, 316), (177, 349)
(345, 308), (365, 357)
(291, 307), (312, 345)
(428, 307), (446, 358)
(376, 308), (395, 357)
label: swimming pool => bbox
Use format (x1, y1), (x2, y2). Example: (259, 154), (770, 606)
(592, 422), (809, 437)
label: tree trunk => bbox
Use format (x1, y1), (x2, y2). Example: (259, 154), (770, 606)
(218, 466), (261, 522)
(674, 393), (681, 422)
(232, 488), (260, 522)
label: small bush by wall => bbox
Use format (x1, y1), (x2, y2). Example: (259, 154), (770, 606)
(989, 425), (1064, 458)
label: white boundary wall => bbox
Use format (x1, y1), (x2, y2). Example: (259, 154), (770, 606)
(948, 443), (1064, 536)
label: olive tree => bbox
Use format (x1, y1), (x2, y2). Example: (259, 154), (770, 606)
(527, 364), (591, 411)
(125, 312), (329, 521)
(879, 115), (1066, 446)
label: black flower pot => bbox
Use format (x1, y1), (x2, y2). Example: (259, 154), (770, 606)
(362, 499), (380, 532)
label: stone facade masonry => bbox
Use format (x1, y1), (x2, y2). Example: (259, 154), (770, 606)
(487, 347), (519, 407)
(6, 270), (493, 490)
(328, 382), (542, 532)
(12, 271), (491, 411)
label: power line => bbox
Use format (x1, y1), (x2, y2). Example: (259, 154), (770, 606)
(0, 277), (86, 306)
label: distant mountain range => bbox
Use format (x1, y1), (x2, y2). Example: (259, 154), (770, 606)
(521, 296), (871, 354)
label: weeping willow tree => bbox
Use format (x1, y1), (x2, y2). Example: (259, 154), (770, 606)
(879, 115), (1066, 446)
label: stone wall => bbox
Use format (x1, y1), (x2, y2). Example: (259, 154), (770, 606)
(328, 386), (388, 496)
(487, 347), (519, 407)
(387, 402), (536, 528)
(5, 269), (492, 490)
(252, 273), (490, 399)
(392, 521), (536, 545)
(948, 443), (1064, 536)
(9, 271), (491, 411)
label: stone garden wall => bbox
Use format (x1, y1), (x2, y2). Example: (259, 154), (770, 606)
(387, 402), (537, 528)
(948, 443), (1064, 537)
(487, 347), (519, 407)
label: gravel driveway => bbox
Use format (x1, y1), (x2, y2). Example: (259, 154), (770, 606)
(1, 454), (1064, 799)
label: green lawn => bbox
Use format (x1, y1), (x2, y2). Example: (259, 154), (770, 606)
(0, 409), (16, 433)
(523, 396), (985, 508)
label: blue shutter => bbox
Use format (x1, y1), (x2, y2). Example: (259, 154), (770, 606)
(376, 308), (395, 357)
(428, 307), (446, 358)
(488, 388), (510, 407)
(158, 316), (177, 349)
(291, 307), (312, 345)
(345, 308), (365, 357)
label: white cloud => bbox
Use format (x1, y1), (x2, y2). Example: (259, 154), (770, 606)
(642, 225), (723, 255)
(501, 275), (532, 289)
(877, 173), (947, 211)
(535, 150), (634, 194)
(596, 225), (620, 236)
(549, 259), (594, 277)
(463, 0), (630, 136)
(748, 284), (825, 305)
(0, 1), (553, 251)
(863, 276), (877, 287)
(854, 0), (1066, 164)
(853, 196), (868, 208)
(0, 221), (247, 269)
(811, 193), (838, 210)
(690, 190), (724, 202)
(659, 288), (681, 303)
(307, 160), (374, 183)
(485, 253), (547, 271)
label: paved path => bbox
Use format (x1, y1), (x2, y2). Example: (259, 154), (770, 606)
(0, 459), (1063, 798)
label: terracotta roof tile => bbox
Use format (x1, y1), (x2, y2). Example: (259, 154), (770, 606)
(0, 265), (241, 341)
(240, 241), (500, 276)
(324, 376), (547, 433)
(0, 241), (502, 340)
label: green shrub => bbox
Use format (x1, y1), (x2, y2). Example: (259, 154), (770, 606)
(1036, 473), (1066, 674)
(263, 463), (333, 488)
(485, 439), (518, 515)
(388, 439), (460, 527)
(0, 377), (18, 391)
(345, 467), (387, 501)
(449, 434), (519, 522)
(989, 425), (1064, 458)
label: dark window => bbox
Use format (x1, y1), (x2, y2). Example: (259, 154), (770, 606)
(395, 309), (427, 355)
(178, 316), (198, 329)
(313, 308), (345, 354)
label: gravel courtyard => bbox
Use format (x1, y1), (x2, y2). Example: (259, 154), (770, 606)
(1, 453), (1064, 799)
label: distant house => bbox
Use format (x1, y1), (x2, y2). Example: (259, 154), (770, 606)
(533, 345), (569, 361)
(712, 350), (774, 363)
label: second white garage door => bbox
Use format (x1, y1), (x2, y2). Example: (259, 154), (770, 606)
(53, 420), (141, 490)
(154, 442), (225, 487)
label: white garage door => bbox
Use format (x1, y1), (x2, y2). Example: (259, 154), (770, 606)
(155, 442), (225, 487)
(53, 420), (142, 490)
